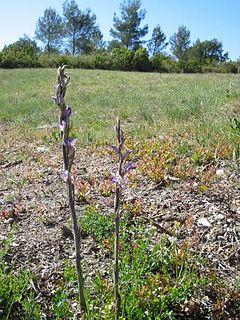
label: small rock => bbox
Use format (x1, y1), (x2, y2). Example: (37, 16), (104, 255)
(197, 217), (212, 227)
(36, 146), (50, 153)
(216, 213), (225, 220)
(11, 242), (19, 247)
(3, 217), (15, 225)
(216, 169), (225, 177)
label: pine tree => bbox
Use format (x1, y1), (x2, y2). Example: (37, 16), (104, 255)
(110, 0), (148, 51)
(35, 7), (64, 53)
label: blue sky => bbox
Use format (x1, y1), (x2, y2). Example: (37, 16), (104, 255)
(0, 0), (239, 60)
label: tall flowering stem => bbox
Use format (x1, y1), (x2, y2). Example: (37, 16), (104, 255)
(112, 117), (136, 319)
(53, 66), (86, 312)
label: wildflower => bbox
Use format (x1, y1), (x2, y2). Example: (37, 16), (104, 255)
(62, 106), (72, 119)
(112, 174), (125, 187)
(123, 162), (137, 175)
(64, 138), (77, 149)
(112, 162), (137, 188)
(61, 169), (69, 182)
(60, 106), (72, 132)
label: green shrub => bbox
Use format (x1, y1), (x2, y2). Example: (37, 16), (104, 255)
(201, 61), (238, 74)
(184, 59), (202, 73)
(151, 54), (178, 73)
(93, 52), (114, 70)
(217, 61), (238, 73)
(37, 53), (59, 68)
(133, 48), (151, 72)
(112, 48), (135, 71)
(0, 36), (39, 68)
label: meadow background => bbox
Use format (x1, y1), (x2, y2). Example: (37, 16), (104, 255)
(1, 68), (240, 145)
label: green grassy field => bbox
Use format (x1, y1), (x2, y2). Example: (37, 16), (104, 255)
(0, 68), (239, 145)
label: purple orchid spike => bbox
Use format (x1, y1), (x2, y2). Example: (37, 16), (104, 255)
(112, 176), (118, 184)
(53, 95), (64, 107)
(59, 120), (66, 132)
(62, 106), (72, 119)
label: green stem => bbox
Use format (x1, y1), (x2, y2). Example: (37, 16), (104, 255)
(114, 185), (121, 319)
(67, 174), (87, 312)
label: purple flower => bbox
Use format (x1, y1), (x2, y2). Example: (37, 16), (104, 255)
(62, 106), (72, 120)
(61, 169), (69, 182)
(59, 121), (66, 132)
(60, 106), (72, 133)
(112, 174), (125, 188)
(64, 138), (77, 149)
(112, 162), (137, 189)
(123, 162), (137, 176)
(112, 176), (118, 184)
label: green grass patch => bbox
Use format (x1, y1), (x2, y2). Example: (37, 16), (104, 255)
(0, 233), (42, 320)
(1, 69), (240, 148)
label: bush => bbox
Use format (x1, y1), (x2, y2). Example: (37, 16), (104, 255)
(0, 36), (39, 68)
(183, 59), (202, 73)
(216, 61), (239, 74)
(37, 53), (59, 68)
(111, 47), (134, 71)
(92, 52), (114, 70)
(133, 48), (151, 72)
(151, 54), (178, 73)
(1, 40), (238, 74)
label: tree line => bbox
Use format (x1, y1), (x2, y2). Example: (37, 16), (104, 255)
(0, 0), (239, 73)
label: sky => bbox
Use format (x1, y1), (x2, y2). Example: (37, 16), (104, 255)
(0, 0), (239, 60)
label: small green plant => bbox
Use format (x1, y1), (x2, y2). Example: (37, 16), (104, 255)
(80, 206), (115, 244)
(230, 117), (240, 136)
(230, 117), (240, 159)
(123, 198), (143, 216)
(51, 290), (73, 320)
(100, 178), (114, 197)
(0, 234), (42, 319)
(75, 177), (91, 203)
